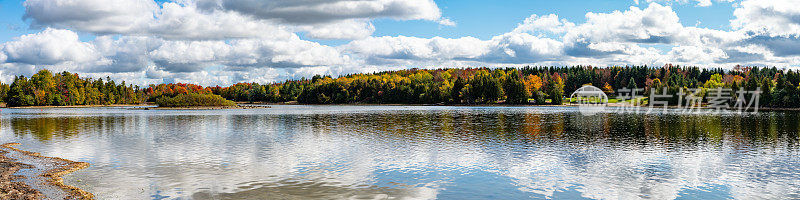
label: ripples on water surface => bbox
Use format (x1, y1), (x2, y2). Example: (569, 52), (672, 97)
(1, 105), (799, 199)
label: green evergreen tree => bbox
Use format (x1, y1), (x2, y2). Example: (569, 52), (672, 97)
(503, 70), (528, 104)
(628, 77), (637, 89)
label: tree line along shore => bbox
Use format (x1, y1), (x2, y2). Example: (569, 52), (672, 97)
(0, 65), (797, 108)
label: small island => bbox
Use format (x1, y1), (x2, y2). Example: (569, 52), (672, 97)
(154, 93), (238, 109)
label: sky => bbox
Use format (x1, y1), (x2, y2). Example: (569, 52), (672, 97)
(0, 0), (798, 86)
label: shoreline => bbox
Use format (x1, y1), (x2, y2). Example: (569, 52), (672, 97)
(134, 105), (247, 110)
(0, 143), (94, 200)
(2, 102), (799, 111)
(2, 104), (151, 109)
(238, 102), (800, 111)
(0, 148), (40, 199)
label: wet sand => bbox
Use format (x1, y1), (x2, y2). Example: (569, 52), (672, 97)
(0, 143), (93, 200)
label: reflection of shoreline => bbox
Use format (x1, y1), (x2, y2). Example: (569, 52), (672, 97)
(132, 106), (258, 110)
(0, 143), (94, 199)
(1, 104), (150, 109)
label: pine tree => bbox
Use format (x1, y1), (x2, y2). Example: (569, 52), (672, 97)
(503, 70), (528, 104)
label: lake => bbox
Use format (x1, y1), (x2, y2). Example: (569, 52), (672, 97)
(1, 105), (799, 199)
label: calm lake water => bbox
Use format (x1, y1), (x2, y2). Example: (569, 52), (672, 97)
(1, 105), (799, 199)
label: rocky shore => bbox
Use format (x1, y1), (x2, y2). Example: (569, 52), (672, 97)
(0, 143), (93, 200)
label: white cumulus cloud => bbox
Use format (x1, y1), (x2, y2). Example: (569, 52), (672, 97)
(1, 28), (104, 66)
(149, 37), (349, 72)
(732, 0), (800, 37)
(23, 0), (157, 34)
(635, 0), (735, 7)
(513, 14), (575, 34)
(194, 0), (451, 39)
(196, 0), (445, 23)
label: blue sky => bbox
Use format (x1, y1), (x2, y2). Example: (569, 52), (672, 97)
(0, 0), (29, 43)
(0, 0), (798, 86)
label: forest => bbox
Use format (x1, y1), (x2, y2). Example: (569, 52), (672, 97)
(1, 65), (798, 108)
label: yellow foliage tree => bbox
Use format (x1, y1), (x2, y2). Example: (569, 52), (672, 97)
(523, 75), (542, 96)
(602, 82), (614, 95)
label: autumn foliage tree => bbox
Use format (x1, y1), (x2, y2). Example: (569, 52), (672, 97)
(4, 70), (144, 107)
(548, 73), (565, 105)
(4, 65), (800, 108)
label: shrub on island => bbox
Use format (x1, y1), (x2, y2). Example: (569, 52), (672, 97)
(155, 93), (237, 107)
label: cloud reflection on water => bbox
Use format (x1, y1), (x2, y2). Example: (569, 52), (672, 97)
(0, 106), (798, 199)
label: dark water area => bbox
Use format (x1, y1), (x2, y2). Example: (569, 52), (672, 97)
(1, 105), (798, 199)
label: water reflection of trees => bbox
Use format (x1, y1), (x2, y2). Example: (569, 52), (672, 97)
(10, 117), (99, 141)
(8, 109), (798, 199)
(7, 110), (798, 148)
(279, 110), (799, 149)
(9, 116), (142, 142)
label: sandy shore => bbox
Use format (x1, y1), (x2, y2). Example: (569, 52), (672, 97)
(0, 143), (94, 200)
